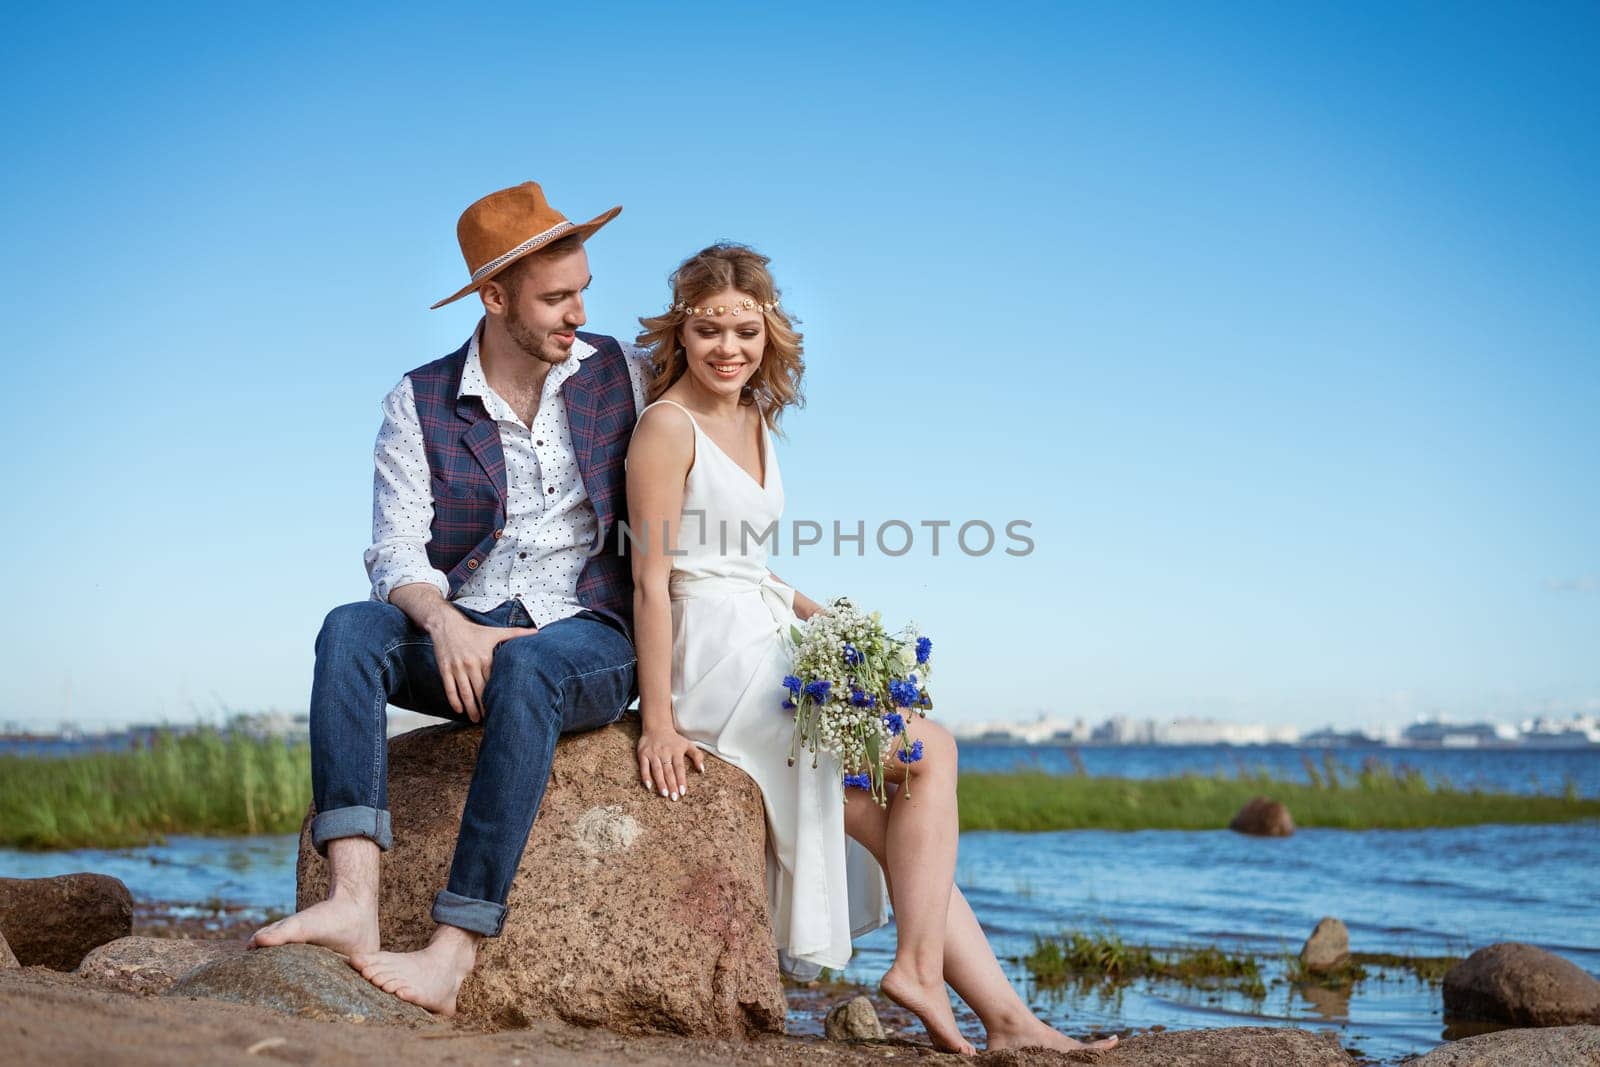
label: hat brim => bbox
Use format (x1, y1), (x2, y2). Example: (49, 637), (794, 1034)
(429, 205), (622, 310)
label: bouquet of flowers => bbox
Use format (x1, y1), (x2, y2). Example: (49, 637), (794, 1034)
(781, 597), (934, 806)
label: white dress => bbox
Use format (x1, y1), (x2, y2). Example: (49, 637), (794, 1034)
(639, 399), (889, 975)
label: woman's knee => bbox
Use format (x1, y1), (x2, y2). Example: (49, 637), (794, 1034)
(903, 719), (958, 774)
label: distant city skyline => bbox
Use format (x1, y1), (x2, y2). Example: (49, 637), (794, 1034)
(2, 3), (1596, 729)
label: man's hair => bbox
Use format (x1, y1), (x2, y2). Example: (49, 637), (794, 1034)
(487, 233), (586, 302)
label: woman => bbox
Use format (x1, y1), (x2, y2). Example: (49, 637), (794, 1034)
(625, 244), (1117, 1055)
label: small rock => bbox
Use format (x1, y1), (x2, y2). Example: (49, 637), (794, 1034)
(1443, 943), (1600, 1027)
(0, 873), (133, 970)
(165, 943), (435, 1025)
(76, 936), (244, 996)
(0, 925), (17, 969)
(1300, 917), (1351, 974)
(825, 995), (886, 1042)
(1228, 796), (1295, 837)
(1407, 1024), (1600, 1066)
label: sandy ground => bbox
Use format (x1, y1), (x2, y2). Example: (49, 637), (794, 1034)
(0, 965), (1116, 1067)
(4, 902), (1310, 1067)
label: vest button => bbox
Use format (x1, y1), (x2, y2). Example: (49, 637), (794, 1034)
(492, 529), (504, 539)
(466, 559), (479, 570)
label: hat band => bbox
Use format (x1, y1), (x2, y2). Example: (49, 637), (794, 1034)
(468, 220), (578, 284)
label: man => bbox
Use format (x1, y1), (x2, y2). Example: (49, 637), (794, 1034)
(250, 181), (651, 1015)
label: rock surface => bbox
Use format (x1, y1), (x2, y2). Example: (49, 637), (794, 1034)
(1408, 1024), (1600, 1066)
(76, 936), (244, 996)
(824, 995), (886, 1042)
(1227, 796), (1295, 837)
(0, 873), (134, 970)
(1030, 1025), (1356, 1065)
(0, 964), (1381, 1067)
(165, 943), (434, 1024)
(0, 925), (17, 969)
(1443, 942), (1600, 1026)
(296, 719), (785, 1036)
(1300, 917), (1351, 974)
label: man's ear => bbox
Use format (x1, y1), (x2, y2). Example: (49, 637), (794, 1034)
(479, 280), (508, 316)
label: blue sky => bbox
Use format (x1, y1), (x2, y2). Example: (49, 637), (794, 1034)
(2, 1), (1595, 731)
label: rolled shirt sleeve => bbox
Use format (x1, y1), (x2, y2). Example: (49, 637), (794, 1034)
(363, 376), (452, 602)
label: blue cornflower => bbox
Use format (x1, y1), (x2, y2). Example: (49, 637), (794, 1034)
(842, 772), (873, 790)
(842, 643), (862, 667)
(916, 636), (932, 665)
(803, 679), (832, 704)
(882, 711), (905, 736)
(896, 739), (925, 764)
(888, 678), (918, 708)
(781, 698), (796, 710)
(849, 687), (872, 708)
(782, 675), (803, 696)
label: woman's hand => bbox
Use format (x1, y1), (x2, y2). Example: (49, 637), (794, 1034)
(637, 725), (706, 801)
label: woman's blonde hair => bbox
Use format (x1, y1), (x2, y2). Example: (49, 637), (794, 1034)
(637, 243), (804, 430)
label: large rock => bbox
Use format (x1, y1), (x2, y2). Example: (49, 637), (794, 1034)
(1228, 796), (1295, 837)
(1443, 943), (1600, 1026)
(0, 873), (133, 970)
(825, 994), (886, 1042)
(1408, 1024), (1600, 1066)
(76, 936), (244, 996)
(295, 719), (785, 1036)
(0, 925), (17, 968)
(166, 943), (434, 1024)
(1300, 917), (1351, 974)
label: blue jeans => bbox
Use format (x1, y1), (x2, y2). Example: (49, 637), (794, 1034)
(307, 599), (636, 937)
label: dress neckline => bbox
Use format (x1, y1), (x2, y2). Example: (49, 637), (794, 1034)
(650, 398), (771, 492)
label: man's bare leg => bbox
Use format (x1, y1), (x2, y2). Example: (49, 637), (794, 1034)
(248, 837), (381, 957)
(350, 924), (480, 1016)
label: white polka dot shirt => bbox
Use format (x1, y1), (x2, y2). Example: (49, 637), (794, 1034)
(363, 327), (650, 628)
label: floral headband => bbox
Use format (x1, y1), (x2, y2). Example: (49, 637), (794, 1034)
(671, 296), (780, 317)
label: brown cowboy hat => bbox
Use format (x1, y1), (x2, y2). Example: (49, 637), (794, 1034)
(430, 181), (621, 309)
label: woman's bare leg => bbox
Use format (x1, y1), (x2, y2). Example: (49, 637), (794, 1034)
(845, 757), (1118, 1053)
(869, 721), (974, 1054)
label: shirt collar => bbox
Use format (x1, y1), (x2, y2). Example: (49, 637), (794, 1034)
(459, 319), (596, 404)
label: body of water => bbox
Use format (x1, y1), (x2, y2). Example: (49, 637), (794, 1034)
(3, 819), (1595, 1064)
(959, 743), (1600, 798)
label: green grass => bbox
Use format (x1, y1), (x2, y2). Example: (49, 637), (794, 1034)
(1027, 928), (1459, 999)
(4, 733), (1597, 849)
(1025, 928), (1267, 998)
(0, 727), (312, 849)
(958, 768), (1600, 832)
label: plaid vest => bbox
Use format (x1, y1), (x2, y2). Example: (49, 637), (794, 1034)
(407, 331), (638, 636)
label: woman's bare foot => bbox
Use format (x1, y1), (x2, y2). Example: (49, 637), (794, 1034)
(987, 1020), (1120, 1053)
(881, 964), (976, 1055)
(248, 893), (379, 958)
(350, 926), (478, 1016)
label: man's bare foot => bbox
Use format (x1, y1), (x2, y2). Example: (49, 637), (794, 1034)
(881, 964), (976, 1055)
(350, 927), (478, 1016)
(987, 1021), (1120, 1053)
(248, 893), (379, 958)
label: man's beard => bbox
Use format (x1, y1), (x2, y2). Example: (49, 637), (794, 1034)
(505, 301), (570, 366)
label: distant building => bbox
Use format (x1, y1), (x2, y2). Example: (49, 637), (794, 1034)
(1401, 719), (1516, 748)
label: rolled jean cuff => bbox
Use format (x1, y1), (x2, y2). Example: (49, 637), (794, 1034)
(310, 805), (393, 855)
(431, 889), (508, 937)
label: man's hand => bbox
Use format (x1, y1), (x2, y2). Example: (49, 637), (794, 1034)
(637, 725), (706, 801)
(428, 610), (528, 722)
(425, 604), (524, 723)
(387, 583), (530, 722)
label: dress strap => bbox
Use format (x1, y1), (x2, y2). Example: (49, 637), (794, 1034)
(639, 398), (701, 430)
